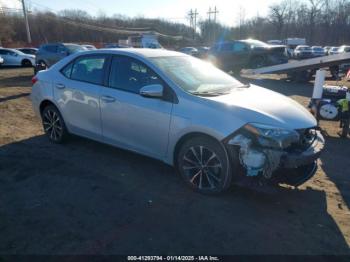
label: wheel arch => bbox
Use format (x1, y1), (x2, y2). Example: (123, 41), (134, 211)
(172, 132), (225, 167)
(39, 99), (59, 116)
(21, 58), (32, 66)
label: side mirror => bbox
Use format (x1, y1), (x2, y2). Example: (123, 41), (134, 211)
(140, 84), (164, 98)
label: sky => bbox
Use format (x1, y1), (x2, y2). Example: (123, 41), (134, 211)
(2, 0), (281, 27)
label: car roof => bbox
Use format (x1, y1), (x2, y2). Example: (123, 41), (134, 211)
(17, 47), (38, 50)
(92, 48), (183, 58)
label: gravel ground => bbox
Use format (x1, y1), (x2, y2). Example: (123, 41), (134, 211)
(0, 67), (350, 255)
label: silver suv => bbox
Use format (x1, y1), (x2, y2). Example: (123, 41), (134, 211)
(31, 49), (324, 194)
(35, 43), (86, 73)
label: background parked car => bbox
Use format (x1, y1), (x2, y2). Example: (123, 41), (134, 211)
(16, 47), (38, 55)
(104, 43), (129, 48)
(207, 39), (288, 71)
(195, 46), (210, 58)
(0, 48), (35, 67)
(35, 43), (86, 72)
(311, 46), (326, 57)
(293, 45), (313, 59)
(337, 45), (350, 53)
(324, 46), (332, 55)
(179, 47), (199, 56)
(328, 46), (340, 55)
(82, 44), (96, 50)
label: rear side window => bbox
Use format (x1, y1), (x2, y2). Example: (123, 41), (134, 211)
(61, 62), (73, 78)
(43, 45), (57, 53)
(109, 56), (162, 93)
(69, 55), (107, 85)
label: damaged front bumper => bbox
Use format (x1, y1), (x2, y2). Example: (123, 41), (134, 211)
(225, 128), (325, 187)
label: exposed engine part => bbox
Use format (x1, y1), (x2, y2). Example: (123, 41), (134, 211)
(228, 134), (283, 179)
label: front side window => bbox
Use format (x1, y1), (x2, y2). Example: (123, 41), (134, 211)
(220, 43), (233, 51)
(150, 56), (243, 95)
(109, 56), (162, 93)
(68, 55), (106, 85)
(233, 42), (248, 52)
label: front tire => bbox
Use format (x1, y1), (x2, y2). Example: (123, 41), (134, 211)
(42, 105), (68, 143)
(177, 136), (232, 194)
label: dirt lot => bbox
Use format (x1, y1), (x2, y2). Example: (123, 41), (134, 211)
(0, 67), (350, 255)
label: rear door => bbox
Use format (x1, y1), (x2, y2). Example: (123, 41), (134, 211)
(100, 55), (173, 159)
(53, 54), (109, 140)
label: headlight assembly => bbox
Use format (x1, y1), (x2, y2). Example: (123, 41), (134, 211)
(243, 123), (300, 149)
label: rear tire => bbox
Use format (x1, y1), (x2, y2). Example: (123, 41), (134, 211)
(21, 59), (32, 67)
(176, 136), (232, 194)
(41, 105), (68, 144)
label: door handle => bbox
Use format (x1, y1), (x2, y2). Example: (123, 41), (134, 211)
(101, 95), (116, 103)
(55, 83), (65, 89)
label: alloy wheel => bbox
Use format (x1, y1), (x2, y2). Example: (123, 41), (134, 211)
(43, 109), (63, 142)
(182, 145), (223, 190)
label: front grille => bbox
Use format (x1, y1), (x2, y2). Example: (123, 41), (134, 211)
(286, 128), (317, 152)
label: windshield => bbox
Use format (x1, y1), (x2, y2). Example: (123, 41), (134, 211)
(64, 44), (86, 53)
(150, 56), (243, 95)
(312, 47), (323, 51)
(12, 49), (26, 55)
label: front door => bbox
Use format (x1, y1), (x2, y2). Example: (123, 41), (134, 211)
(100, 55), (173, 159)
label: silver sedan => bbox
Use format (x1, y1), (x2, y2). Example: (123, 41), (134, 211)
(31, 48), (324, 194)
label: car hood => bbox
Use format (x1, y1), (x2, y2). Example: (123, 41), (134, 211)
(205, 84), (317, 130)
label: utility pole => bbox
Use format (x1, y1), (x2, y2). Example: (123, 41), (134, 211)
(21, 0), (32, 44)
(193, 8), (198, 40)
(207, 7), (212, 45)
(213, 6), (218, 23)
(207, 6), (219, 44)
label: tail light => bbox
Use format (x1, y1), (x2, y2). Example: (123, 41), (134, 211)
(31, 76), (38, 85)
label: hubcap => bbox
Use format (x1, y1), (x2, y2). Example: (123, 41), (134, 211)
(182, 146), (222, 190)
(43, 110), (62, 141)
